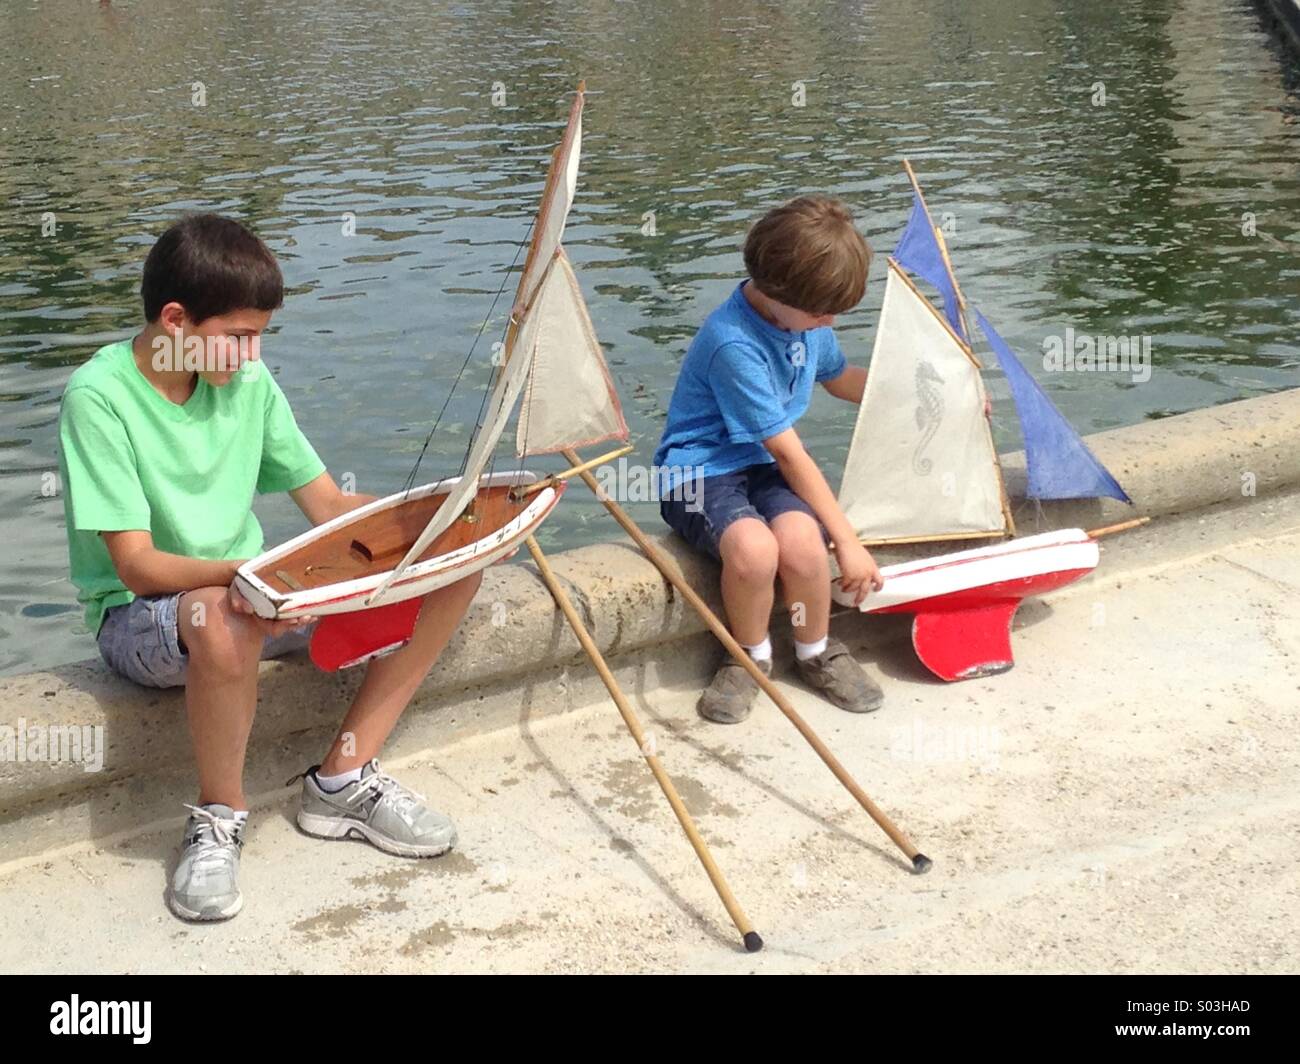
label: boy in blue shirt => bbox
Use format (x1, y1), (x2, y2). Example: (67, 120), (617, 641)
(655, 196), (884, 723)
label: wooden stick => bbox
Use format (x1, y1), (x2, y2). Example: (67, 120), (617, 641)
(896, 164), (1016, 538)
(989, 417), (1018, 539)
(510, 80), (586, 325)
(933, 227), (972, 342)
(853, 529), (1008, 547)
(1087, 516), (1150, 539)
(887, 259), (978, 367)
(525, 536), (763, 953)
(513, 443), (635, 498)
(562, 450), (932, 873)
(502, 80), (587, 362)
(900, 157), (933, 223)
(901, 158), (970, 334)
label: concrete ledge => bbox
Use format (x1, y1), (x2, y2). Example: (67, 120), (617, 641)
(996, 387), (1300, 535)
(2, 386), (1299, 861)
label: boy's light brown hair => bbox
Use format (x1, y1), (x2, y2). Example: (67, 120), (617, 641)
(742, 196), (872, 315)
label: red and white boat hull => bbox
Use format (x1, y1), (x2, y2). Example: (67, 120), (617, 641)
(833, 529), (1099, 681)
(234, 471), (562, 621)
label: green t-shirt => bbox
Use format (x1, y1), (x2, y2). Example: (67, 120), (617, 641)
(58, 339), (326, 635)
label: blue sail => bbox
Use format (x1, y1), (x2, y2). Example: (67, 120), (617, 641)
(974, 309), (1131, 503)
(893, 195), (966, 341)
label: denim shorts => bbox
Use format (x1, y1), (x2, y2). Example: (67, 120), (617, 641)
(659, 461), (828, 560)
(97, 593), (313, 689)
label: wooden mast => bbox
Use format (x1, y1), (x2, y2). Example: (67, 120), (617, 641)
(468, 81), (588, 524)
(504, 80), (587, 361)
(899, 159), (1016, 539)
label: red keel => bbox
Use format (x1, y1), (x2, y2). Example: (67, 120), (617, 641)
(875, 566), (1094, 682)
(910, 602), (1019, 681)
(309, 597), (425, 672)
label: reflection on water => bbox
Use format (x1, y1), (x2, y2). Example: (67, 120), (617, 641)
(1, 0), (1297, 673)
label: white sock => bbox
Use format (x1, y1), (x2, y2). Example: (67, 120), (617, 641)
(741, 635), (772, 663)
(795, 635), (829, 661)
(315, 765), (364, 793)
(198, 803), (248, 821)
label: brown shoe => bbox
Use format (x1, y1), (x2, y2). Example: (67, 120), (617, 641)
(794, 639), (883, 713)
(697, 655), (773, 724)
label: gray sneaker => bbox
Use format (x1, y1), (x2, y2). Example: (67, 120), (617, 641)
(697, 655), (773, 724)
(293, 758), (457, 858)
(795, 638), (883, 713)
(169, 803), (245, 922)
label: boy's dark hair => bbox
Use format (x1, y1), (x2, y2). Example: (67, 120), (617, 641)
(742, 196), (872, 315)
(141, 214), (283, 324)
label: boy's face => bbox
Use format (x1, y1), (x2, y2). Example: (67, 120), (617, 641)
(157, 303), (272, 386)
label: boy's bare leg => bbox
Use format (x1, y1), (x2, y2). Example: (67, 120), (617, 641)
(319, 570), (483, 775)
(718, 518), (779, 645)
(180, 586), (267, 810)
(770, 511), (831, 643)
(772, 511), (880, 711)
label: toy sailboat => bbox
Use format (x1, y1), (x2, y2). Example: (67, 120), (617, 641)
(832, 162), (1133, 681)
(234, 82), (629, 668)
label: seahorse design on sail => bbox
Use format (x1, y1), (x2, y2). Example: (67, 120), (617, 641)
(912, 361), (944, 475)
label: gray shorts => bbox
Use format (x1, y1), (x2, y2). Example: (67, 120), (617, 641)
(97, 593), (313, 689)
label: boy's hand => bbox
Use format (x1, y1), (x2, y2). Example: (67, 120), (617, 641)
(836, 540), (884, 607)
(228, 578), (315, 637)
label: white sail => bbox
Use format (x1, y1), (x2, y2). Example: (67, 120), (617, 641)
(515, 249), (628, 456)
(369, 88), (589, 605)
(513, 93), (583, 317)
(367, 265), (556, 604)
(838, 260), (1007, 543)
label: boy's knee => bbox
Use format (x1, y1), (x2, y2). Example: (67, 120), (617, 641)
(773, 518), (829, 582)
(720, 520), (779, 583)
(180, 587), (263, 677)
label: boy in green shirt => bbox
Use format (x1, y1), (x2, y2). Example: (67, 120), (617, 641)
(59, 214), (480, 922)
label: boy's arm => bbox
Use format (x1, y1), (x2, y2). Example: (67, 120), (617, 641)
(107, 530), (311, 635)
(763, 428), (883, 605)
(821, 365), (867, 403)
(707, 342), (881, 603)
(290, 471), (377, 527)
(102, 529), (242, 596)
(60, 390), (245, 597)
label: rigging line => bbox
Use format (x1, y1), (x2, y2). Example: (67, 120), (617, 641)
(478, 319), (512, 493)
(512, 314), (538, 483)
(468, 314), (510, 473)
(401, 217), (535, 497)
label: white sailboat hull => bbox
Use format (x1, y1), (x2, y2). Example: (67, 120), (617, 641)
(234, 470), (561, 620)
(833, 528), (1100, 613)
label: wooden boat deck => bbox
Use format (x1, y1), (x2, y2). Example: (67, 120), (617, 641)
(255, 484), (529, 594)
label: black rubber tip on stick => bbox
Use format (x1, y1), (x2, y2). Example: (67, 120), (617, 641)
(912, 853), (933, 874)
(743, 931), (764, 953)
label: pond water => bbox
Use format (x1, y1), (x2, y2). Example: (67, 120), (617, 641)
(1, 0), (1297, 673)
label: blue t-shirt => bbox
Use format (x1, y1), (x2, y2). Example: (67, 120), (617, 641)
(654, 281), (847, 488)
